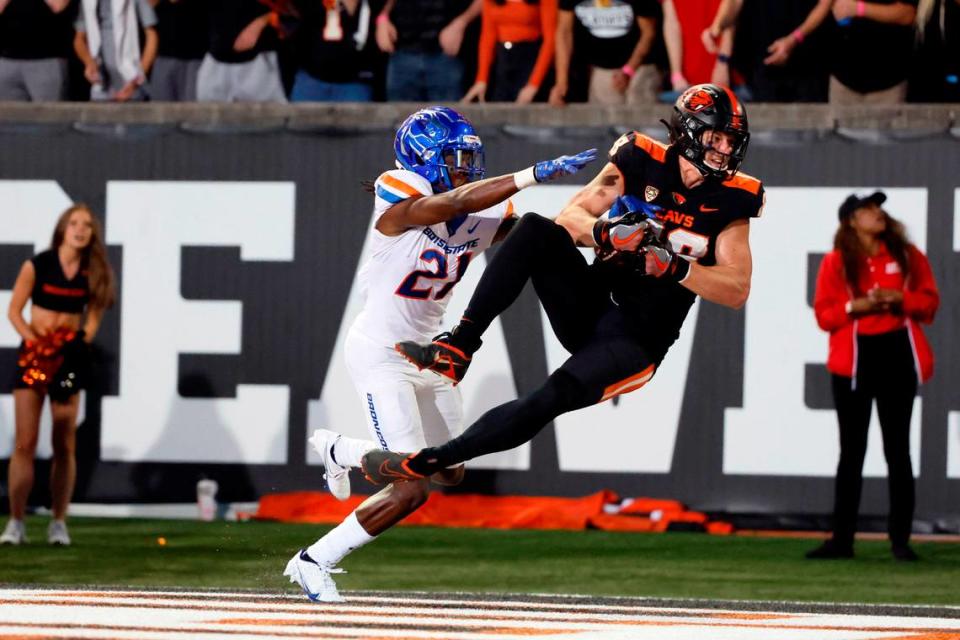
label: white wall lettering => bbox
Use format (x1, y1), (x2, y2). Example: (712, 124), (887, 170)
(101, 182), (294, 463)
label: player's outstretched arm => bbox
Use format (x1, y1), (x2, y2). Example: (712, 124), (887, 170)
(556, 162), (624, 245)
(376, 149), (597, 236)
(666, 218), (752, 309)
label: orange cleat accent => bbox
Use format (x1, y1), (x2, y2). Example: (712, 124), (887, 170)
(361, 450), (426, 485)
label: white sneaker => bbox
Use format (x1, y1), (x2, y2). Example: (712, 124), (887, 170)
(283, 549), (345, 603)
(0, 519), (26, 545)
(47, 520), (71, 546)
(308, 429), (351, 501)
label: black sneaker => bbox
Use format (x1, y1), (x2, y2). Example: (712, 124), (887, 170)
(805, 539), (854, 559)
(891, 544), (919, 562)
(395, 331), (477, 385)
(361, 450), (426, 485)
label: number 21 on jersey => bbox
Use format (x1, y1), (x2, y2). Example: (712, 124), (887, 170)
(396, 250), (473, 300)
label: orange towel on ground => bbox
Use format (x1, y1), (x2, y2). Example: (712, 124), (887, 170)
(253, 490), (733, 535)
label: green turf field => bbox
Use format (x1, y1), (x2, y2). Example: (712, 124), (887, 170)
(2, 516), (958, 605)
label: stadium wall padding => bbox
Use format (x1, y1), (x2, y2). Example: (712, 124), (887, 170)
(0, 124), (957, 522)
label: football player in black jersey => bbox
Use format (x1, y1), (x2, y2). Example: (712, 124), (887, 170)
(363, 83), (765, 484)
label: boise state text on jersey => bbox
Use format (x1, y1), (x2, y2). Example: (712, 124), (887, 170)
(352, 169), (512, 346)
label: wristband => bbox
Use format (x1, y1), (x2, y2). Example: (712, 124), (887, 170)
(513, 166), (538, 190)
(267, 11), (280, 29)
(592, 219), (610, 250)
(620, 64), (636, 78)
(673, 257), (691, 283)
(717, 53), (731, 64)
(856, 0), (865, 17)
(670, 71), (685, 86)
(845, 300), (854, 315)
(792, 28), (805, 44)
(375, 12), (389, 25)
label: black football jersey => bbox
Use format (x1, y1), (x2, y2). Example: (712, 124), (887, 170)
(592, 131), (765, 360)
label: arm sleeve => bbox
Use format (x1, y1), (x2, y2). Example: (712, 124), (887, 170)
(813, 251), (852, 332)
(902, 245), (939, 323)
(136, 0), (158, 28)
(527, 0), (557, 88)
(475, 0), (497, 84)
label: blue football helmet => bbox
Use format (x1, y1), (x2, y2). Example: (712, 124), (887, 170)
(394, 106), (485, 192)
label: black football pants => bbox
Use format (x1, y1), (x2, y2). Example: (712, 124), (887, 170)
(418, 213), (657, 470)
(830, 329), (917, 548)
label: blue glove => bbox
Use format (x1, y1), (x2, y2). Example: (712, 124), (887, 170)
(607, 195), (662, 221)
(533, 148), (598, 182)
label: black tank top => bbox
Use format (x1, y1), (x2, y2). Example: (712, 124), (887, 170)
(30, 249), (90, 314)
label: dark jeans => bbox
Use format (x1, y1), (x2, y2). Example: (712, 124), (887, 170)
(748, 63), (827, 102)
(290, 70), (372, 102)
(490, 40), (549, 102)
(387, 50), (464, 102)
(830, 329), (917, 548)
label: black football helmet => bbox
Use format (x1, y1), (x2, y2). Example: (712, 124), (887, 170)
(665, 83), (750, 180)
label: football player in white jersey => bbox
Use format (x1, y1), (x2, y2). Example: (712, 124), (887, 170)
(283, 106), (596, 602)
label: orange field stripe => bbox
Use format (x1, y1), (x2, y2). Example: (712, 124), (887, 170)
(0, 621), (416, 640)
(215, 619), (567, 635)
(711, 612), (794, 620)
(9, 614), (960, 637)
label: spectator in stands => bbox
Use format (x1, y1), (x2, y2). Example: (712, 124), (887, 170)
(829, 0), (918, 104)
(73, 0), (158, 101)
(908, 0), (960, 102)
(550, 0), (666, 106)
(808, 192), (939, 562)
(463, 0), (557, 103)
(0, 0), (74, 101)
(702, 0), (832, 102)
(0, 204), (115, 547)
(375, 0), (481, 101)
(197, 0), (288, 103)
(662, 0), (729, 92)
(286, 0), (384, 102)
(148, 0), (207, 101)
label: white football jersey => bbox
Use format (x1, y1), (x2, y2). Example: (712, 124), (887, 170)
(352, 169), (513, 345)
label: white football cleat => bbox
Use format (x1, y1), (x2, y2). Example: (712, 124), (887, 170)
(0, 519), (27, 545)
(284, 549), (345, 603)
(47, 520), (71, 546)
(308, 429), (351, 501)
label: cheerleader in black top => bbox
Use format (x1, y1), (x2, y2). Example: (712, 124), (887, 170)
(0, 204), (115, 546)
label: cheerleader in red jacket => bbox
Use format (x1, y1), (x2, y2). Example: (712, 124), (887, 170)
(807, 191), (939, 562)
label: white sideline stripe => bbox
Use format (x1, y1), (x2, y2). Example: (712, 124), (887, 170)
(3, 589), (960, 640)
(0, 593), (788, 624)
(0, 588), (783, 613)
(62, 502), (259, 520)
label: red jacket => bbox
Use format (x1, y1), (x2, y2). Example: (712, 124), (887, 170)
(814, 243), (939, 383)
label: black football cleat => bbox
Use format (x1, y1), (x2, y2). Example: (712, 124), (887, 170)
(361, 450), (426, 485)
(395, 332), (473, 385)
(805, 539), (854, 560)
(891, 544), (919, 562)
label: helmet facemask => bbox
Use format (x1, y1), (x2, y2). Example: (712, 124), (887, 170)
(436, 143), (485, 191)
